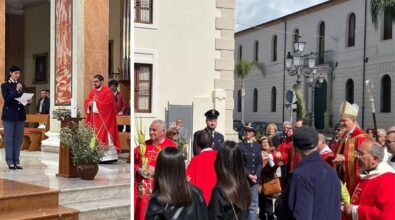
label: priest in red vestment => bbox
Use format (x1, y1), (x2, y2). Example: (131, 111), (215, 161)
(343, 140), (395, 220)
(134, 119), (176, 220)
(318, 133), (335, 166)
(186, 131), (217, 204)
(333, 101), (370, 194)
(84, 74), (121, 161)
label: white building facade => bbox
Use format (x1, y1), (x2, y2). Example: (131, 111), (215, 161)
(234, 0), (395, 130)
(134, 0), (237, 138)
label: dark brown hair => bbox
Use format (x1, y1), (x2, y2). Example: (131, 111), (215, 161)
(214, 141), (251, 210)
(153, 147), (192, 206)
(93, 74), (104, 81)
(196, 131), (214, 150)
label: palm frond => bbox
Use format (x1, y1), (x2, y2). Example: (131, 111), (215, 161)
(292, 84), (309, 122)
(370, 0), (395, 28)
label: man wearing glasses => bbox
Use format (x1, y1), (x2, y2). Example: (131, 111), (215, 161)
(84, 74), (120, 162)
(342, 140), (395, 219)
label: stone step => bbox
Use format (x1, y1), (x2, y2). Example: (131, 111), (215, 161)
(0, 206), (79, 220)
(0, 179), (79, 220)
(59, 183), (130, 205)
(0, 179), (59, 212)
(64, 198), (130, 220)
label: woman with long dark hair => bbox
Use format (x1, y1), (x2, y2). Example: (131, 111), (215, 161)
(209, 141), (251, 220)
(145, 147), (208, 219)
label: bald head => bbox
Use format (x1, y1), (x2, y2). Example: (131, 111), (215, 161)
(357, 140), (384, 173)
(317, 134), (326, 152)
(387, 126), (395, 133)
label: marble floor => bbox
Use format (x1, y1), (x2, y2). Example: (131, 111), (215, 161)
(0, 149), (131, 219)
(0, 148), (131, 193)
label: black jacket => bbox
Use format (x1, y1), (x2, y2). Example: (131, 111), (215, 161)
(145, 184), (208, 220)
(1, 80), (26, 121)
(193, 128), (224, 155)
(36, 97), (50, 114)
(239, 140), (263, 184)
(208, 186), (249, 220)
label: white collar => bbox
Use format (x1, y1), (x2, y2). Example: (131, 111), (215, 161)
(200, 148), (214, 153)
(319, 145), (332, 154)
(359, 161), (395, 180)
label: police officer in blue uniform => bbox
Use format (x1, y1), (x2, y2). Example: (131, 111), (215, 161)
(193, 109), (224, 155)
(239, 122), (263, 220)
(1, 66), (31, 170)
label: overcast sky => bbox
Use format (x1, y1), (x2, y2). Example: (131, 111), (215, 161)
(235, 0), (328, 32)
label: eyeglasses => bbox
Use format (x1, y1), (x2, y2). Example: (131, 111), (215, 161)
(385, 139), (395, 144)
(245, 130), (254, 133)
(355, 150), (372, 157)
(92, 80), (100, 83)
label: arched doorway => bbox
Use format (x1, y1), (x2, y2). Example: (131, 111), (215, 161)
(314, 79), (327, 129)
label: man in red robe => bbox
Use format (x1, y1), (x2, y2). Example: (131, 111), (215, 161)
(134, 119), (176, 220)
(84, 74), (120, 162)
(317, 133), (335, 166)
(333, 101), (371, 194)
(186, 131), (217, 204)
(343, 140), (395, 220)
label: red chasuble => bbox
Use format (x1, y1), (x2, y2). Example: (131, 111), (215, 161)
(84, 85), (120, 152)
(186, 149), (217, 204)
(272, 137), (300, 173)
(350, 164), (395, 220)
(134, 138), (176, 220)
(336, 127), (370, 194)
(320, 146), (335, 167)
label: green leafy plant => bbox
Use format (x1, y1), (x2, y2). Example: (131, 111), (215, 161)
(235, 60), (266, 123)
(293, 84), (309, 123)
(59, 122), (105, 165)
(370, 0), (395, 28)
(53, 108), (81, 121)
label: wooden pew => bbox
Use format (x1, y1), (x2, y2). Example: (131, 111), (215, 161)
(116, 115), (131, 163)
(0, 114), (50, 151)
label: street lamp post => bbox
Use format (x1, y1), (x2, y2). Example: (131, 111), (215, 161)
(285, 41), (322, 127)
(306, 73), (324, 127)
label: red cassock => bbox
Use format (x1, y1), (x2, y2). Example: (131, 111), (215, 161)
(272, 137), (300, 173)
(350, 171), (395, 220)
(186, 149), (217, 204)
(134, 138), (176, 220)
(84, 85), (120, 152)
(336, 127), (370, 194)
(320, 149), (335, 167)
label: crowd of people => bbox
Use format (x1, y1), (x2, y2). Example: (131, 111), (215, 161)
(134, 100), (395, 220)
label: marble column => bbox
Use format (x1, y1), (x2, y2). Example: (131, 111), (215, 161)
(54, 0), (72, 105)
(0, 0), (4, 124)
(42, 0), (109, 152)
(83, 0), (109, 97)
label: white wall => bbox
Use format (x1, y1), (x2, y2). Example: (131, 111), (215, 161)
(135, 0), (220, 131)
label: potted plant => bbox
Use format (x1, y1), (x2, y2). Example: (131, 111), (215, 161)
(59, 122), (105, 180)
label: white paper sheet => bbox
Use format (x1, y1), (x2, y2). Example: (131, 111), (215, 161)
(15, 93), (34, 106)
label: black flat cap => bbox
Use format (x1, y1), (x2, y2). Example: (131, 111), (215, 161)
(205, 109), (220, 119)
(293, 125), (318, 150)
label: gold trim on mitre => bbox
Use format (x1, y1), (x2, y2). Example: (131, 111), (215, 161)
(340, 101), (358, 119)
